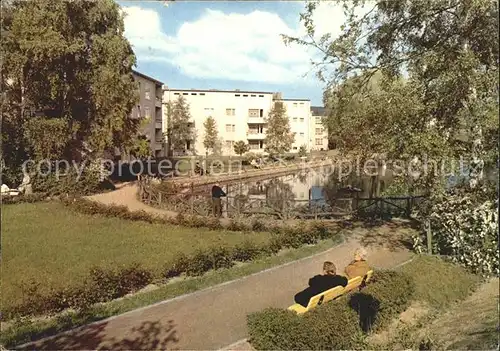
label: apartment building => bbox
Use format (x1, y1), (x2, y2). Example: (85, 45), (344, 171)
(310, 106), (329, 151)
(131, 70), (164, 157)
(162, 88), (313, 156)
(279, 98), (311, 152)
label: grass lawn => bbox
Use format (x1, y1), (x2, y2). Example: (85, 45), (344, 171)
(0, 238), (341, 348)
(369, 255), (491, 350)
(2, 202), (270, 309)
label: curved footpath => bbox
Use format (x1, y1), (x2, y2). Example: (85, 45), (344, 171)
(20, 184), (415, 350)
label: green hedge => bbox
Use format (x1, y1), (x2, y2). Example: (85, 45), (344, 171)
(247, 270), (415, 350)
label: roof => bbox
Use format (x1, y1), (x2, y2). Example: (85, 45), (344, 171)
(311, 106), (328, 116)
(164, 88), (275, 95)
(280, 98), (310, 102)
(132, 70), (164, 86)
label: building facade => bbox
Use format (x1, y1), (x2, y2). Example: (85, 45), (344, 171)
(162, 88), (313, 156)
(131, 70), (164, 158)
(310, 106), (329, 151)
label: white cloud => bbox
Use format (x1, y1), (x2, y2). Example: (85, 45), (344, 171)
(122, 3), (372, 84)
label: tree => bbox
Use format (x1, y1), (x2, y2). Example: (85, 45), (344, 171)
(283, 0), (498, 189)
(264, 102), (295, 156)
(165, 96), (195, 156)
(1, 0), (139, 182)
(233, 140), (250, 156)
(298, 145), (308, 157)
(203, 116), (218, 155)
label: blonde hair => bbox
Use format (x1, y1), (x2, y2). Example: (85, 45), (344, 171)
(355, 247), (368, 260)
(323, 261), (337, 275)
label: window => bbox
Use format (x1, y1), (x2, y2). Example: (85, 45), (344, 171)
(293, 117), (298, 122)
(200, 93), (206, 96)
(251, 94), (256, 97)
(191, 92), (197, 95)
(258, 94), (264, 97)
(299, 117), (304, 122)
(174, 92), (180, 95)
(299, 132), (304, 137)
(315, 138), (323, 146)
(300, 102), (304, 105)
(293, 103), (297, 107)
(243, 94), (248, 97)
(315, 116), (322, 124)
(235, 94), (240, 97)
(225, 124), (236, 132)
(144, 107), (151, 118)
(136, 105), (141, 118)
(183, 92), (188, 95)
(316, 128), (323, 135)
(293, 146), (298, 150)
(226, 108), (235, 116)
(259, 109), (263, 117)
(145, 87), (151, 100)
(248, 109), (259, 117)
(225, 140), (234, 148)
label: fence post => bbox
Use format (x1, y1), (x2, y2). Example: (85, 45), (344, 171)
(190, 183), (194, 214)
(426, 219), (433, 255)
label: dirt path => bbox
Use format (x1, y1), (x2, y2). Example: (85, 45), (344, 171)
(18, 238), (413, 350)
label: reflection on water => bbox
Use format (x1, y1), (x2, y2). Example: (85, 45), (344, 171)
(221, 165), (498, 217)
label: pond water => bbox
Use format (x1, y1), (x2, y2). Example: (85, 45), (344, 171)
(216, 165), (498, 218)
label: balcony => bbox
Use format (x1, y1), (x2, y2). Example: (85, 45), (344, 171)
(155, 97), (162, 107)
(247, 117), (266, 124)
(247, 131), (265, 140)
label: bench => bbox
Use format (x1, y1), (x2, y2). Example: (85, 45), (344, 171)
(288, 270), (374, 315)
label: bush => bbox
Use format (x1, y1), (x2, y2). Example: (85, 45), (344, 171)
(1, 192), (49, 205)
(208, 246), (234, 270)
(7, 264), (153, 319)
(247, 270), (415, 350)
(349, 270), (415, 332)
(251, 218), (267, 232)
(232, 240), (265, 262)
(164, 252), (190, 279)
(185, 250), (213, 276)
(227, 218), (252, 232)
(415, 191), (499, 276)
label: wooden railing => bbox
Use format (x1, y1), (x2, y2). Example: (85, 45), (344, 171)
(138, 178), (425, 220)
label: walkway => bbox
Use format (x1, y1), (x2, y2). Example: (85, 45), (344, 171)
(19, 238), (413, 350)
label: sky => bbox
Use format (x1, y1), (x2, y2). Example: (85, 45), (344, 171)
(117, 0), (363, 106)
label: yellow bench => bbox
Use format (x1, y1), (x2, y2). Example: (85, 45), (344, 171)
(288, 270), (374, 314)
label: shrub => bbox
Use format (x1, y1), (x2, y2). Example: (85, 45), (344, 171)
(185, 250), (213, 276)
(251, 218), (267, 232)
(232, 240), (265, 262)
(164, 252), (190, 279)
(205, 216), (223, 230)
(208, 246), (234, 270)
(182, 214), (207, 228)
(349, 270), (415, 332)
(415, 192), (499, 276)
(268, 236), (284, 254)
(309, 221), (331, 240)
(247, 270), (415, 350)
(227, 218), (252, 232)
(1, 192), (49, 205)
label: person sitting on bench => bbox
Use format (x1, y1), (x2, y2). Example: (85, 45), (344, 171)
(345, 247), (370, 279)
(294, 261), (348, 308)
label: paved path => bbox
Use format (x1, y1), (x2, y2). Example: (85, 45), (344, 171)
(19, 237), (413, 350)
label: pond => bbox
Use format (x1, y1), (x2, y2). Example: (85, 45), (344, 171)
(216, 165), (498, 218)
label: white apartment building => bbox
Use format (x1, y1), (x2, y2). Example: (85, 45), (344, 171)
(310, 106), (329, 151)
(162, 88), (313, 156)
(280, 99), (312, 152)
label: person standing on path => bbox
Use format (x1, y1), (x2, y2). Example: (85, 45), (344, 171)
(212, 183), (226, 217)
